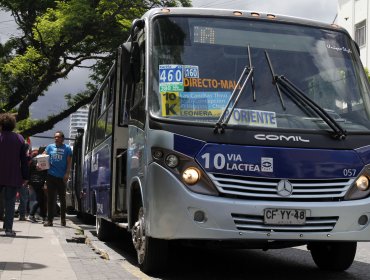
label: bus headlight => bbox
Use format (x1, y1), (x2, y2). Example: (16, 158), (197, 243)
(152, 147), (219, 196)
(345, 166), (370, 200)
(356, 175), (369, 191)
(182, 167), (201, 185)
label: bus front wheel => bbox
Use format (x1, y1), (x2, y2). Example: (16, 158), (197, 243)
(132, 206), (168, 274)
(309, 241), (357, 271)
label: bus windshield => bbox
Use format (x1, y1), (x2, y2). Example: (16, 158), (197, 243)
(150, 16), (370, 132)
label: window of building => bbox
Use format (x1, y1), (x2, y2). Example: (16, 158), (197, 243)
(355, 20), (366, 47)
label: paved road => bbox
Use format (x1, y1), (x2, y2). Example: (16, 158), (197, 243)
(72, 216), (370, 280)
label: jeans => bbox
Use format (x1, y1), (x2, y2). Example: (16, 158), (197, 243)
(2, 186), (17, 231)
(29, 185), (46, 218)
(17, 185), (29, 217)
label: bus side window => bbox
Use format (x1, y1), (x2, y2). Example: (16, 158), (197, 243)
(119, 83), (131, 126)
(87, 103), (98, 152)
(107, 73), (115, 106)
(119, 45), (131, 126)
(95, 111), (107, 146)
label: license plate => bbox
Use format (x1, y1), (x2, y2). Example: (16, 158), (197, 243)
(264, 208), (306, 225)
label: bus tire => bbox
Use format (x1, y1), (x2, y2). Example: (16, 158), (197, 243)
(96, 217), (114, 241)
(309, 241), (357, 271)
(132, 206), (168, 274)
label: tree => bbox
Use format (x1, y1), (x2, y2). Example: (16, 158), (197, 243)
(365, 67), (370, 83)
(0, 0), (191, 137)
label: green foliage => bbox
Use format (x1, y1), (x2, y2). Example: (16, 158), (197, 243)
(3, 46), (48, 79)
(365, 67), (370, 83)
(0, 0), (192, 136)
(15, 117), (43, 133)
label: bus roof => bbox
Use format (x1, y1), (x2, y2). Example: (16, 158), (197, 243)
(142, 7), (347, 34)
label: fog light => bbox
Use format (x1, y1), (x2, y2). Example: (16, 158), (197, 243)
(358, 215), (368, 226)
(194, 210), (206, 223)
(165, 154), (179, 168)
(356, 175), (369, 191)
(182, 167), (200, 185)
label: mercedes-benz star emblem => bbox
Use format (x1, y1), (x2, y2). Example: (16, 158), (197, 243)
(277, 180), (293, 197)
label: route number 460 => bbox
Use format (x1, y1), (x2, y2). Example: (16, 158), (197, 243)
(343, 169), (356, 177)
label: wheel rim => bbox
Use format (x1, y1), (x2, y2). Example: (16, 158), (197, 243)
(132, 207), (146, 264)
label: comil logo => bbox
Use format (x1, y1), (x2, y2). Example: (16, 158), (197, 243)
(261, 157), (273, 172)
(254, 134), (310, 143)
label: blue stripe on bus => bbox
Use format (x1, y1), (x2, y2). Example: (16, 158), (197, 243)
(195, 144), (364, 179)
(174, 134), (206, 157)
(355, 145), (370, 165)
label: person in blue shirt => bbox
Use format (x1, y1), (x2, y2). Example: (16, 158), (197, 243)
(43, 131), (72, 227)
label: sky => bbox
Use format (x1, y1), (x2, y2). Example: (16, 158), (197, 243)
(1, 0), (338, 148)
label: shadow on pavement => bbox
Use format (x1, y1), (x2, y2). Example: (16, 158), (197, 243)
(0, 262), (47, 271)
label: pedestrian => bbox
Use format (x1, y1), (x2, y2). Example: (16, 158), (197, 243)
(28, 147), (48, 223)
(0, 113), (29, 236)
(0, 125), (3, 221)
(43, 131), (72, 227)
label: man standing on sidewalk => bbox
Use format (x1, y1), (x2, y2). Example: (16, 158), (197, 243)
(0, 113), (29, 236)
(43, 131), (72, 227)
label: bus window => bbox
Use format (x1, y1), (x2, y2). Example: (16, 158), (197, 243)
(106, 105), (113, 136)
(88, 103), (97, 151)
(95, 111), (107, 146)
(107, 73), (115, 105)
(101, 85), (108, 113)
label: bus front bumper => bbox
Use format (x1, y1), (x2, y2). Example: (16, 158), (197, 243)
(147, 163), (370, 242)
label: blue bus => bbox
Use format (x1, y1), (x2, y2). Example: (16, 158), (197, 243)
(71, 7), (370, 273)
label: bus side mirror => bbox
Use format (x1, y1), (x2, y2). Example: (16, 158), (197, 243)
(121, 41), (141, 83)
(131, 41), (141, 83)
(121, 42), (132, 82)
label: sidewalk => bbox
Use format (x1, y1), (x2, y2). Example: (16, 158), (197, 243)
(0, 217), (78, 280)
(0, 216), (144, 280)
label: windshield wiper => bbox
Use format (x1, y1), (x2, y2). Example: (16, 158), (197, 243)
(214, 45), (256, 134)
(264, 50), (346, 140)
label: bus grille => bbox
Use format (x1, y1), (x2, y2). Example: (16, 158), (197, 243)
(231, 213), (339, 232)
(209, 173), (354, 201)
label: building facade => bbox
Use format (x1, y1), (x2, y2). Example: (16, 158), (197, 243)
(69, 107), (88, 146)
(338, 0), (370, 67)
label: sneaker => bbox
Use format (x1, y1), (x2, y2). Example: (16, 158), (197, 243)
(61, 219), (66, 227)
(5, 230), (16, 237)
(19, 216), (26, 221)
(29, 216), (37, 223)
(43, 221), (53, 227)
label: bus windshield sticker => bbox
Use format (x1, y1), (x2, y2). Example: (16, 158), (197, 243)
(161, 91), (230, 117)
(159, 65), (184, 92)
(184, 78), (242, 90)
(184, 65), (199, 78)
(227, 109), (277, 128)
